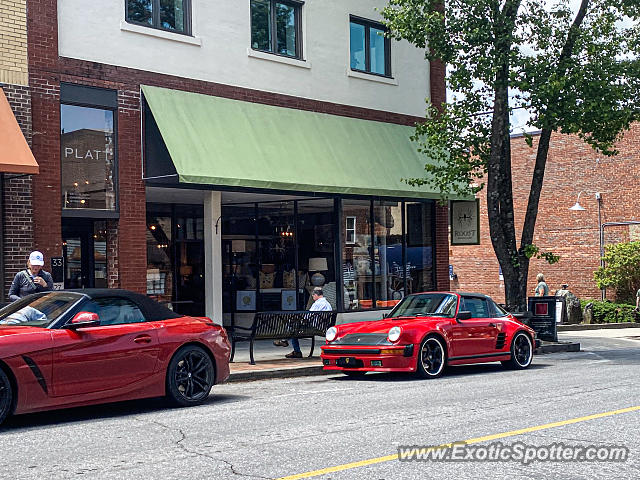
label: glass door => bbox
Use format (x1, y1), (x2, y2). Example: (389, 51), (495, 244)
(62, 219), (107, 289)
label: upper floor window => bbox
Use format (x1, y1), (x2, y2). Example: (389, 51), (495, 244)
(350, 16), (391, 77)
(126, 0), (192, 35)
(251, 0), (302, 59)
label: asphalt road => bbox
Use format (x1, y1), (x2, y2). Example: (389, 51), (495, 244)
(1, 330), (639, 480)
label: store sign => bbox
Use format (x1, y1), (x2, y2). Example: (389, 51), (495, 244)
(450, 200), (480, 245)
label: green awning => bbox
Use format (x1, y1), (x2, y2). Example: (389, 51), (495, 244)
(142, 85), (460, 199)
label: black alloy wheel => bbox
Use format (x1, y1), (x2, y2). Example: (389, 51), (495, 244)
(502, 332), (533, 370)
(0, 368), (13, 426)
(416, 336), (446, 379)
(166, 345), (215, 407)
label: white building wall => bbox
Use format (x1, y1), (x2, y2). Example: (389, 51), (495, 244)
(58, 0), (430, 117)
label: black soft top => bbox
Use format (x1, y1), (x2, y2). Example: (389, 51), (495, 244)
(66, 289), (184, 322)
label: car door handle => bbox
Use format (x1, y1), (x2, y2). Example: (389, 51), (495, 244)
(134, 335), (152, 344)
(489, 323), (496, 327)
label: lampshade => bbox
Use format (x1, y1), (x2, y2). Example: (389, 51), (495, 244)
(231, 240), (246, 253)
(308, 257), (328, 271)
(569, 202), (585, 211)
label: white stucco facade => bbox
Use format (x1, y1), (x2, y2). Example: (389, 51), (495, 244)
(57, 0), (430, 117)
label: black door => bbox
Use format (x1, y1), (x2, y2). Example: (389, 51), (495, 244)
(62, 219), (108, 289)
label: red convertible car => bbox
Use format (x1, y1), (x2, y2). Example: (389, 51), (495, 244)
(321, 292), (538, 378)
(0, 289), (230, 425)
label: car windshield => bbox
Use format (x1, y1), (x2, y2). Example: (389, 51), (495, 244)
(388, 293), (458, 318)
(0, 292), (85, 328)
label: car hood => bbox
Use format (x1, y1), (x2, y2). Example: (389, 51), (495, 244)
(338, 316), (447, 335)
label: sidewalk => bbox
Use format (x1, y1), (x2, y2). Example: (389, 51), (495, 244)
(228, 338), (326, 382)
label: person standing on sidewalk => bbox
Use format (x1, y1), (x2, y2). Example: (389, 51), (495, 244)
(8, 251), (54, 301)
(285, 287), (332, 359)
(534, 273), (549, 297)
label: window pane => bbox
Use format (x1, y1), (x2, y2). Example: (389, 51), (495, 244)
(275, 2), (297, 57)
(127, 0), (153, 26)
(342, 200), (372, 310)
(374, 200), (402, 308)
(147, 214), (173, 305)
(94, 221), (108, 288)
(251, 0), (272, 52)
(160, 0), (185, 32)
(369, 26), (386, 75)
(405, 202), (434, 294)
(61, 105), (116, 210)
(350, 22), (365, 70)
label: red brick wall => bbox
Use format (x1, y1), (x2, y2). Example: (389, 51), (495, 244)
(450, 124), (640, 302)
(1, 83), (34, 297)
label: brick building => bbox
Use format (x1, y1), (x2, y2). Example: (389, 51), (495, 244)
(21, 0), (459, 324)
(449, 124), (640, 303)
(0, 0), (39, 302)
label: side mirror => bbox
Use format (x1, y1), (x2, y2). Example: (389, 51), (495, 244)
(66, 311), (100, 330)
(456, 310), (472, 321)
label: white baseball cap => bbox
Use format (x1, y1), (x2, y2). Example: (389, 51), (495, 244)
(29, 251), (44, 266)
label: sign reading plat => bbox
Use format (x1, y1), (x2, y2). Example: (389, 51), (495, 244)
(450, 200), (480, 245)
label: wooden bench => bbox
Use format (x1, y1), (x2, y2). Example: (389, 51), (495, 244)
(230, 310), (337, 364)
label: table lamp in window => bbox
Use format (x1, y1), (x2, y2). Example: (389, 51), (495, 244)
(309, 257), (328, 286)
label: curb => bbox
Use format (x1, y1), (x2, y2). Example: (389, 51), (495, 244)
(558, 323), (640, 331)
(228, 365), (327, 383)
(536, 341), (580, 354)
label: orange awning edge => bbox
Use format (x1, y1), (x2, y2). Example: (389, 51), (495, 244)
(0, 87), (39, 175)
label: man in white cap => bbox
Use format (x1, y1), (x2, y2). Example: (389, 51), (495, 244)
(8, 251), (54, 301)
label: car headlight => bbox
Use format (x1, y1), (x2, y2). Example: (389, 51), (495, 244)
(388, 326), (402, 342)
(326, 327), (338, 342)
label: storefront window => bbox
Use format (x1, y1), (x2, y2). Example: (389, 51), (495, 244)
(93, 221), (108, 288)
(297, 199), (337, 309)
(405, 201), (435, 293)
(374, 200), (403, 308)
(61, 104), (116, 210)
(342, 199), (372, 310)
(146, 214), (173, 306)
(257, 202), (296, 311)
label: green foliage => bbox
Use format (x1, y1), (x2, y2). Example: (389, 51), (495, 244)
(580, 299), (637, 323)
(380, 0), (640, 197)
(594, 241), (640, 303)
(522, 244), (560, 264)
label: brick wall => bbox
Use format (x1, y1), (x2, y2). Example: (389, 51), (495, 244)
(1, 82), (33, 298)
(0, 0), (28, 86)
(450, 124), (640, 303)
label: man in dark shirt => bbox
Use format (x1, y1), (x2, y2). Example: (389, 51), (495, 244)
(8, 251), (54, 301)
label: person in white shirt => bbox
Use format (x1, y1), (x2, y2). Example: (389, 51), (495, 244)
(286, 287), (332, 358)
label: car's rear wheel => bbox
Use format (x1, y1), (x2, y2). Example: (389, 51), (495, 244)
(502, 332), (533, 370)
(166, 345), (215, 407)
(0, 368), (13, 425)
(416, 336), (446, 379)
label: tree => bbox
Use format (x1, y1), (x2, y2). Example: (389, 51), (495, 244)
(380, 0), (640, 311)
(594, 242), (640, 304)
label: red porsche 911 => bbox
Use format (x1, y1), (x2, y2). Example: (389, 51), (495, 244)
(0, 289), (230, 425)
(321, 292), (539, 378)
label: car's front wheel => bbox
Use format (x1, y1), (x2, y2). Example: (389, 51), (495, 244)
(0, 368), (13, 426)
(502, 332), (533, 370)
(166, 345), (215, 407)
(416, 335), (446, 379)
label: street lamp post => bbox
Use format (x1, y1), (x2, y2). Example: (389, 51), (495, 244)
(569, 191), (604, 299)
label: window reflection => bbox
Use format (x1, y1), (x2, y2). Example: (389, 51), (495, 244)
(251, 0), (300, 58)
(405, 202), (434, 293)
(374, 200), (402, 308)
(342, 199), (372, 310)
(60, 104), (116, 210)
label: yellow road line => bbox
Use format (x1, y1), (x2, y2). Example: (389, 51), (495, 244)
(276, 405), (640, 480)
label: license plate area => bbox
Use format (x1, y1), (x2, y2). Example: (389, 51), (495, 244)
(337, 357), (364, 368)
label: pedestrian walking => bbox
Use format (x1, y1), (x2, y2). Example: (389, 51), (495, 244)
(8, 251), (54, 301)
(534, 273), (549, 297)
(285, 287), (332, 359)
